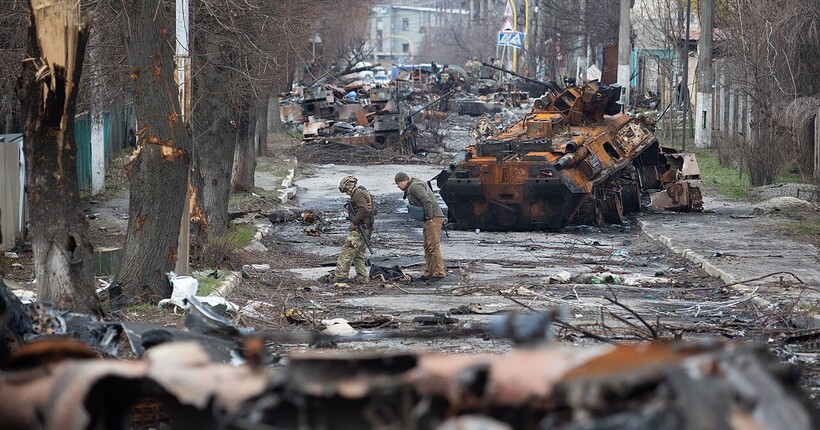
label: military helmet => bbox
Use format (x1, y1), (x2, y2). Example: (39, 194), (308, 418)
(339, 175), (357, 192)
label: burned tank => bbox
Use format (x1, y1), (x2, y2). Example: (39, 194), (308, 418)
(437, 80), (702, 231)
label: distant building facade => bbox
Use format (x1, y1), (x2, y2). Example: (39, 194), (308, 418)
(370, 3), (468, 64)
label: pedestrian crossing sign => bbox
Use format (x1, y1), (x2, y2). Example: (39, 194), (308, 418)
(498, 31), (525, 48)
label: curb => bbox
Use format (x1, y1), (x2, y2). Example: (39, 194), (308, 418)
(215, 271), (241, 297)
(637, 219), (772, 309)
(637, 219), (736, 285)
(276, 157), (298, 203)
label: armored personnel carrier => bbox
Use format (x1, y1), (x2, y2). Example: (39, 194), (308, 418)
(437, 80), (701, 231)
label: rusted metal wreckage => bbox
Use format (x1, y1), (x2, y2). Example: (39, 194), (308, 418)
(281, 67), (427, 154)
(437, 74), (703, 231)
(0, 279), (817, 429)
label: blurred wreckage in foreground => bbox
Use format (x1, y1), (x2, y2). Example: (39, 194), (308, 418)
(0, 278), (816, 429)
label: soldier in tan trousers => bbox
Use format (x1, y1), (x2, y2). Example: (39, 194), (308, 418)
(394, 172), (446, 283)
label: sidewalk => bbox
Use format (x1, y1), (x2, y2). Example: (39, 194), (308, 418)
(638, 192), (820, 326)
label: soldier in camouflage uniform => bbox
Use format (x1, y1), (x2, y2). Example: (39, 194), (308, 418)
(465, 57), (481, 84)
(332, 176), (376, 284)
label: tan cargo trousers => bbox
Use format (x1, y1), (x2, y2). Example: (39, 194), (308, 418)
(423, 217), (446, 278)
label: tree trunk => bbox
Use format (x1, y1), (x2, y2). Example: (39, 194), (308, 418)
(191, 39), (238, 240)
(16, 1), (100, 315)
(114, 0), (192, 304)
(267, 89), (282, 133)
(232, 109), (256, 192)
(255, 96), (268, 157)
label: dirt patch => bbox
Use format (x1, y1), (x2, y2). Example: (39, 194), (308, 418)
(0, 251), (35, 284)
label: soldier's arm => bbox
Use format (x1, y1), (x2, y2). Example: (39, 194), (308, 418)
(349, 193), (368, 227)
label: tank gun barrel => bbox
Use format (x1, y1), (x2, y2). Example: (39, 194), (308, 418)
(553, 146), (589, 170)
(481, 62), (562, 94)
(407, 89), (455, 118)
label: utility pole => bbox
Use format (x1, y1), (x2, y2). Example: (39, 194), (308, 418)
(578, 0), (587, 82)
(174, 0), (191, 275)
(617, 0), (631, 108)
(90, 34), (105, 196)
(694, 0), (713, 148)
(682, 0), (691, 151)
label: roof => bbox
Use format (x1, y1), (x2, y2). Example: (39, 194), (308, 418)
(375, 4), (468, 15)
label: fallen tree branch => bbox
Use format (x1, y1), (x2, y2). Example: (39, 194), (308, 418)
(604, 294), (658, 339)
(606, 310), (652, 340)
(720, 271), (804, 287)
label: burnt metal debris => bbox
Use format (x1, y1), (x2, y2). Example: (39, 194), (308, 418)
(282, 62), (534, 157)
(437, 67), (703, 231)
(1, 278), (818, 429)
(1, 337), (817, 429)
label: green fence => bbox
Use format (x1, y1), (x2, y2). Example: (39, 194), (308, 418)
(74, 113), (105, 190)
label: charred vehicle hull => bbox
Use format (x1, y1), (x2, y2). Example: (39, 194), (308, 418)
(438, 82), (701, 231)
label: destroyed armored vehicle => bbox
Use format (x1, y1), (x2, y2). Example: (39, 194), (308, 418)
(437, 80), (702, 231)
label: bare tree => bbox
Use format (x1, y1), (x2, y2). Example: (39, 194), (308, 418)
(17, 0), (100, 314)
(0, 1), (28, 133)
(113, 0), (193, 304)
(414, 0), (619, 80)
(315, 1), (375, 71)
(633, 0), (688, 144)
(722, 0), (819, 185)
(531, 0), (620, 79)
(190, 0), (321, 241)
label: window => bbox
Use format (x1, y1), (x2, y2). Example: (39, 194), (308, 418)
(402, 17), (409, 31)
(376, 30), (383, 51)
(402, 43), (410, 53)
(376, 18), (383, 30)
(419, 26), (426, 34)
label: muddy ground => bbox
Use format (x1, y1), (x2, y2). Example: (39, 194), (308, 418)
(2, 116), (819, 407)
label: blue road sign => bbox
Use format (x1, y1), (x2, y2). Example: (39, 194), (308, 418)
(498, 32), (510, 46)
(506, 32), (525, 49)
(498, 31), (525, 48)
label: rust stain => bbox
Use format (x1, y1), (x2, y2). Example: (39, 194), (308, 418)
(136, 124), (148, 139)
(168, 111), (178, 126)
(5, 339), (99, 370)
(190, 186), (206, 223)
(160, 142), (184, 161)
(130, 67), (140, 81)
(133, 213), (147, 235)
(560, 343), (706, 380)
